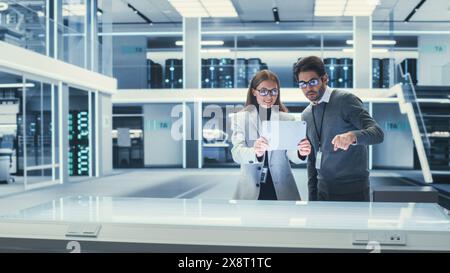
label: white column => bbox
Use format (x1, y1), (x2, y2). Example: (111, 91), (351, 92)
(100, 0), (113, 76)
(183, 17), (201, 89)
(54, 0), (63, 60)
(97, 93), (112, 176)
(353, 16), (373, 169)
(182, 17), (201, 168)
(86, 0), (98, 71)
(59, 82), (69, 183)
(353, 16), (372, 89)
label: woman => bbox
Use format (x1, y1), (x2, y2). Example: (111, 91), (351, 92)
(231, 70), (311, 200)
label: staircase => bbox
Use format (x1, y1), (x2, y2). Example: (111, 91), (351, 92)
(396, 66), (450, 183)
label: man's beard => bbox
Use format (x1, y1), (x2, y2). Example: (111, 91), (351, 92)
(309, 85), (326, 103)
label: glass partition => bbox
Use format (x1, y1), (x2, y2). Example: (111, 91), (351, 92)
(198, 31), (418, 89)
(112, 34), (183, 89)
(59, 9), (86, 69)
(112, 107), (144, 169)
(0, 70), (23, 187)
(201, 103), (243, 168)
(148, 35), (183, 89)
(0, 0), (47, 55)
(0, 0), (109, 73)
(397, 65), (431, 156)
(23, 77), (59, 189)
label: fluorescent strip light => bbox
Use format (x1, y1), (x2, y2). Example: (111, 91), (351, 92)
(343, 48), (389, 53)
(0, 83), (35, 88)
(62, 4), (86, 17)
(169, 0), (237, 17)
(346, 40), (397, 45)
(0, 3), (8, 11)
(176, 40), (224, 46)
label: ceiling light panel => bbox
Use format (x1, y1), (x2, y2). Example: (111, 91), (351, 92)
(0, 3), (9, 11)
(169, 0), (237, 18)
(344, 0), (378, 16)
(314, 0), (345, 16)
(203, 0), (237, 17)
(62, 4), (86, 17)
(315, 0), (379, 17)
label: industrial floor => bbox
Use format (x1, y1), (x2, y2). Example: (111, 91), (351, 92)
(1, 168), (443, 215)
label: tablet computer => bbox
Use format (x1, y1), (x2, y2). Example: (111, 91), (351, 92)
(261, 120), (307, 151)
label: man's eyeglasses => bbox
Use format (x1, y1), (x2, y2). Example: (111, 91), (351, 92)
(298, 78), (320, 89)
(256, 88), (279, 97)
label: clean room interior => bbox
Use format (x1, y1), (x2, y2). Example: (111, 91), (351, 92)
(0, 0), (449, 253)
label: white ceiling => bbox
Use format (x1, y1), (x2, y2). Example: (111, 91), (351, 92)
(100, 0), (450, 27)
(103, 0), (182, 23)
(412, 0), (450, 21)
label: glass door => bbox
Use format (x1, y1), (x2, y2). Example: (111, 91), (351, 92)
(23, 78), (60, 190)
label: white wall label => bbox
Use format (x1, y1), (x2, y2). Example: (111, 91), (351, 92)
(146, 120), (172, 131)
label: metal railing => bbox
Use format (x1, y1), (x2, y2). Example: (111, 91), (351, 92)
(394, 64), (433, 183)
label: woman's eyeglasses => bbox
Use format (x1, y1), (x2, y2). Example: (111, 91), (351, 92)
(256, 88), (279, 97)
(298, 78), (320, 89)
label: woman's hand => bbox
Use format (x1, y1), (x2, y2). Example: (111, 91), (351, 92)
(298, 139), (311, 157)
(254, 137), (269, 157)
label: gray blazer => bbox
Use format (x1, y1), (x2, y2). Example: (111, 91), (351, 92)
(230, 108), (305, 200)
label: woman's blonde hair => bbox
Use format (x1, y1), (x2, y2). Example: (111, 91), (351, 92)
(244, 70), (288, 112)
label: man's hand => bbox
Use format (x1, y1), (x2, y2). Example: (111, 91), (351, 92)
(254, 137), (269, 157)
(298, 139), (311, 157)
(331, 132), (357, 151)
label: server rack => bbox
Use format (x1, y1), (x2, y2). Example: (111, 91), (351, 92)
(292, 62), (298, 87)
(202, 58), (220, 88)
(246, 58), (263, 82)
(324, 58), (339, 88)
(147, 59), (163, 89)
(372, 58), (382, 88)
(260, 62), (268, 71)
(235, 58), (248, 88)
(400, 58), (418, 85)
(201, 58), (270, 89)
(69, 111), (89, 176)
(218, 58), (234, 88)
(164, 59), (183, 89)
(337, 58), (353, 88)
(381, 58), (394, 88)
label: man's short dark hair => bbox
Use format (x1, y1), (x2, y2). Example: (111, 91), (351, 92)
(293, 56), (326, 82)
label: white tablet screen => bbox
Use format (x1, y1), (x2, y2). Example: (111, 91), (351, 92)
(261, 121), (307, 151)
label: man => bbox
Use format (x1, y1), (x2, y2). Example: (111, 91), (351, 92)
(294, 56), (384, 202)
